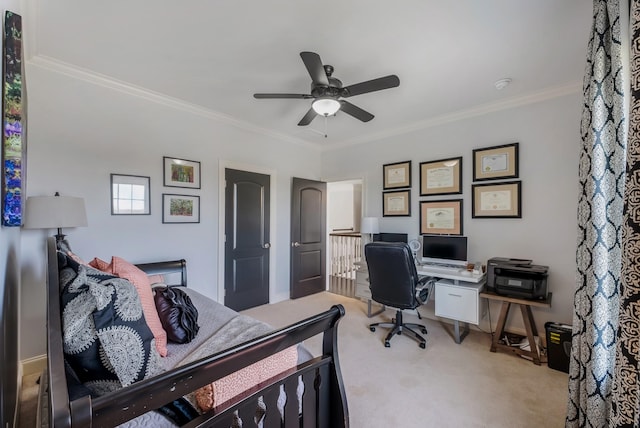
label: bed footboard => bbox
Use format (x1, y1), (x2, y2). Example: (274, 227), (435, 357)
(46, 238), (349, 428)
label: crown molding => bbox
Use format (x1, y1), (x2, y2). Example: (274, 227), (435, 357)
(322, 81), (582, 151)
(28, 55), (580, 153)
(27, 55), (321, 151)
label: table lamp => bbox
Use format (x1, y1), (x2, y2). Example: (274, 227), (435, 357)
(360, 217), (379, 246)
(24, 192), (88, 242)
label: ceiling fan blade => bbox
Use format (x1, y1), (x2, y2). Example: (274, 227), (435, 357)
(297, 108), (318, 126)
(300, 52), (329, 87)
(340, 101), (374, 122)
(342, 75), (400, 97)
(254, 93), (313, 99)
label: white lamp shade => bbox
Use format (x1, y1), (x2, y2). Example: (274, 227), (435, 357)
(361, 217), (379, 234)
(24, 195), (88, 229)
(312, 98), (341, 116)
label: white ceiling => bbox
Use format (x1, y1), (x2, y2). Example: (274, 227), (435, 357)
(30, 0), (592, 148)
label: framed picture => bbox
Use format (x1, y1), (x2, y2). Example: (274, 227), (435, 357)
(472, 142), (519, 181)
(420, 157), (462, 196)
(383, 160), (411, 190)
(162, 194), (200, 223)
(111, 174), (151, 215)
(163, 156), (201, 189)
(383, 190), (411, 216)
(420, 199), (463, 235)
(472, 181), (522, 218)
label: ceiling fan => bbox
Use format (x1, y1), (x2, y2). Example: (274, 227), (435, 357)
(254, 51), (400, 126)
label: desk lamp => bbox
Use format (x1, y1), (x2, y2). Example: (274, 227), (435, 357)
(24, 192), (88, 242)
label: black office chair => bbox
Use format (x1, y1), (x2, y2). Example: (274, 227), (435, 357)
(365, 242), (433, 348)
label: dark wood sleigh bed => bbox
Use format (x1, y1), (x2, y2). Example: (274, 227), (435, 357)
(45, 237), (349, 427)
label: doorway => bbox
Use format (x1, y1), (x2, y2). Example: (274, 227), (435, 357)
(327, 179), (363, 298)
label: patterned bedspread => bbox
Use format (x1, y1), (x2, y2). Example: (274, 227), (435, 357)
(118, 288), (300, 427)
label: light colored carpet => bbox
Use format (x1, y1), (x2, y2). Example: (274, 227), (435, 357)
(20, 292), (568, 427)
(242, 292), (568, 428)
(19, 372), (41, 427)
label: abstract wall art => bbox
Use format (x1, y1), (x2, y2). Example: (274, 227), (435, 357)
(3, 11), (25, 227)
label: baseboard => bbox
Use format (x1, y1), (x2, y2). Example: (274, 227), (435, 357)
(21, 354), (47, 377)
(14, 363), (21, 428)
(16, 355), (47, 428)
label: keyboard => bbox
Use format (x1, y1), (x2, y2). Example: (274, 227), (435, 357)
(422, 264), (463, 274)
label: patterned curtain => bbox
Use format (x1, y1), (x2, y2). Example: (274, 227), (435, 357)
(610, 1), (640, 426)
(567, 0), (626, 426)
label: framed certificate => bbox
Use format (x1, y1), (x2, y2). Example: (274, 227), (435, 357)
(420, 157), (462, 196)
(420, 199), (463, 235)
(383, 190), (411, 216)
(383, 160), (411, 190)
(472, 181), (521, 218)
(472, 143), (519, 181)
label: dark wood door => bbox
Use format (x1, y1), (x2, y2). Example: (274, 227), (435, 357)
(290, 177), (326, 299)
(224, 168), (270, 311)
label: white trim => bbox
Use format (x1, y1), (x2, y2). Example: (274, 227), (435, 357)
(27, 54), (580, 153)
(27, 55), (320, 151)
(323, 81), (583, 151)
(217, 160), (278, 305)
(20, 354), (47, 377)
(16, 355), (47, 428)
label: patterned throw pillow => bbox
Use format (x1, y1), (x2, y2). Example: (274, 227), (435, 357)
(59, 253), (163, 396)
(89, 256), (169, 357)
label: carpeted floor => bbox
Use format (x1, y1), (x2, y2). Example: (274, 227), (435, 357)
(19, 292), (568, 427)
(242, 292), (569, 428)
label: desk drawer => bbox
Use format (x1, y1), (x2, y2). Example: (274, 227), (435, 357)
(435, 283), (478, 324)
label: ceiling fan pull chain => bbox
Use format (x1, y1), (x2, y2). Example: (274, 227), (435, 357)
(324, 115), (328, 138)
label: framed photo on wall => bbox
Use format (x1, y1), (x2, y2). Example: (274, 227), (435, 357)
(420, 157), (462, 196)
(162, 194), (200, 223)
(472, 181), (521, 218)
(383, 190), (411, 216)
(472, 142), (519, 181)
(163, 156), (201, 189)
(111, 174), (151, 215)
(383, 160), (411, 190)
(419, 199), (463, 235)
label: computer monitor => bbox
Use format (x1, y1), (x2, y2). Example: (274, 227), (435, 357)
(372, 232), (408, 244)
(421, 235), (468, 266)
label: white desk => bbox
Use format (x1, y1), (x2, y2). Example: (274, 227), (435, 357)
(417, 266), (486, 343)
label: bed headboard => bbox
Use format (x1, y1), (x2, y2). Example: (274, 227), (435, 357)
(135, 259), (187, 287)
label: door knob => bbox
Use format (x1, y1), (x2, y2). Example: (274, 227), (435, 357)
(263, 243), (271, 249)
(292, 242), (300, 247)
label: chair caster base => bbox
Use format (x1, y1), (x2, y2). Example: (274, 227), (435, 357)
(384, 341), (391, 348)
(421, 328), (428, 334)
(419, 342), (426, 349)
(370, 327), (376, 332)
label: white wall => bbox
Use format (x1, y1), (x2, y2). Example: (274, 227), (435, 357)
(328, 182), (356, 231)
(321, 93), (581, 334)
(20, 62), (323, 358)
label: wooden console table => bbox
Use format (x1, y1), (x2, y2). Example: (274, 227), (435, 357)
(480, 291), (552, 365)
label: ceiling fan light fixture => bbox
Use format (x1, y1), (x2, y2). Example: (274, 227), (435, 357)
(312, 98), (341, 116)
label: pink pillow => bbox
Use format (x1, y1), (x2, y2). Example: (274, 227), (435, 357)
(93, 256), (168, 357)
(88, 257), (110, 271)
(147, 274), (165, 285)
(194, 346), (298, 412)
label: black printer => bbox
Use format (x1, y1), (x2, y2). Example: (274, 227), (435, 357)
(487, 257), (549, 300)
